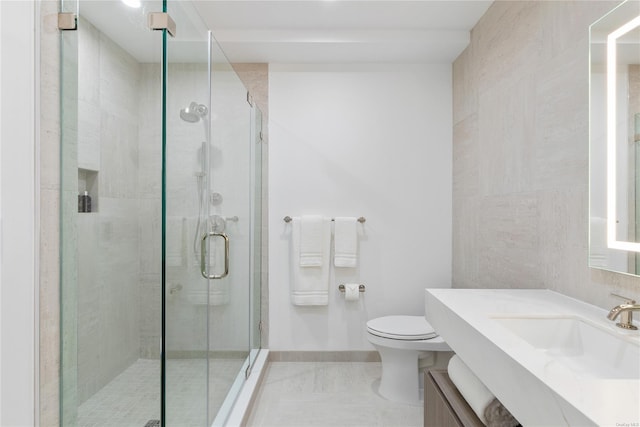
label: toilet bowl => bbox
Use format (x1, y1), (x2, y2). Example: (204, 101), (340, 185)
(367, 315), (451, 404)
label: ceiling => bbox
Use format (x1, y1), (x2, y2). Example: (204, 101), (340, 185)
(192, 1), (493, 63)
(80, 1), (492, 64)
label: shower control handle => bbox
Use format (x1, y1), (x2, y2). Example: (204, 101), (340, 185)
(200, 232), (229, 280)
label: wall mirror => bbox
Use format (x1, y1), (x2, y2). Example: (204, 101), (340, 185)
(590, 0), (640, 275)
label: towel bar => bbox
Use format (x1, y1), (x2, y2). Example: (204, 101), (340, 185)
(283, 216), (366, 223)
(338, 284), (365, 293)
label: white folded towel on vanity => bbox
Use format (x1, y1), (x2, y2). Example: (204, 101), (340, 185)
(447, 355), (519, 427)
(333, 217), (358, 267)
(299, 215), (325, 267)
(448, 355), (495, 425)
(291, 216), (331, 305)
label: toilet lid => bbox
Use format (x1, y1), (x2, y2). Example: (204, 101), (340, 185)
(366, 315), (437, 340)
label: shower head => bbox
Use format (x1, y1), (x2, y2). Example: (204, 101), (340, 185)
(180, 101), (208, 123)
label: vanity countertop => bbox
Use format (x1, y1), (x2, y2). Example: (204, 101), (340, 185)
(425, 289), (640, 427)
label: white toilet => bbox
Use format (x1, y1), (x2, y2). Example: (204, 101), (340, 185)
(367, 315), (451, 404)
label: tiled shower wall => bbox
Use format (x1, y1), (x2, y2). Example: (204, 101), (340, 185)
(452, 1), (640, 307)
(76, 17), (142, 404)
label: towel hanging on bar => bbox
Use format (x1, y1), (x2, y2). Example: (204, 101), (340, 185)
(333, 217), (358, 267)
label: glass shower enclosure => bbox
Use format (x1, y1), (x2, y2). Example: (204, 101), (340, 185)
(59, 1), (263, 425)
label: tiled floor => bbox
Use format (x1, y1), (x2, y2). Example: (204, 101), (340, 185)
(77, 359), (422, 427)
(77, 359), (160, 427)
(245, 362), (423, 427)
(77, 357), (245, 427)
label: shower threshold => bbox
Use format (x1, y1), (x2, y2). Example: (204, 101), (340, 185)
(213, 349), (269, 427)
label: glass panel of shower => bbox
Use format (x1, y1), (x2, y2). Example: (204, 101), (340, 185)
(59, 0), (263, 426)
(249, 106), (263, 374)
(60, 0), (165, 425)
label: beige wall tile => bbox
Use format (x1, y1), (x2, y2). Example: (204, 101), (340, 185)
(452, 1), (640, 307)
(39, 1), (61, 425)
(452, 47), (478, 125)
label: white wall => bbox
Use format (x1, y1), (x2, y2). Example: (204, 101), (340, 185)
(268, 64), (452, 351)
(0, 0), (37, 424)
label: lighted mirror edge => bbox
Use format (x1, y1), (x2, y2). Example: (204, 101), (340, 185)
(606, 14), (640, 252)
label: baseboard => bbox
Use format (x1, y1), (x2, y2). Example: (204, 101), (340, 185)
(268, 351), (380, 362)
(165, 350), (248, 359)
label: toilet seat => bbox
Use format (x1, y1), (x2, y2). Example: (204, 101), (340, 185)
(366, 315), (437, 341)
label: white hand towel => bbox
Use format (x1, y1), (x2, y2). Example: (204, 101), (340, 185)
(299, 215), (325, 267)
(448, 355), (495, 425)
(334, 217), (358, 267)
(291, 217), (331, 305)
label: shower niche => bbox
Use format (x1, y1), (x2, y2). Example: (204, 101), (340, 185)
(59, 1), (264, 426)
(77, 168), (98, 212)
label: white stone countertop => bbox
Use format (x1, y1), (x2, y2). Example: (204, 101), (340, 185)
(425, 288), (640, 427)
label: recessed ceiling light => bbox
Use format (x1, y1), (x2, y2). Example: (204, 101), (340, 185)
(121, 0), (141, 8)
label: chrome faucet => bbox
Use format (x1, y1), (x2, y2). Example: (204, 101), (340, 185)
(607, 294), (640, 330)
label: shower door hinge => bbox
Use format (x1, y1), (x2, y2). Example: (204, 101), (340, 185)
(245, 362), (253, 379)
(57, 13), (77, 31)
(247, 92), (254, 107)
(259, 131), (264, 143)
(148, 12), (176, 38)
(258, 321), (263, 333)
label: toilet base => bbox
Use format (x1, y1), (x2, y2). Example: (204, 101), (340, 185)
(375, 344), (428, 404)
(366, 316), (452, 404)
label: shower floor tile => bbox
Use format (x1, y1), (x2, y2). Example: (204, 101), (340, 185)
(246, 362), (423, 427)
(77, 357), (246, 427)
(77, 359), (159, 427)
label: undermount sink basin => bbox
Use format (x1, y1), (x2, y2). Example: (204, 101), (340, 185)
(491, 315), (640, 379)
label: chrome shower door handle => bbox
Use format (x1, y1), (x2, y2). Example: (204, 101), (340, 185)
(200, 232), (230, 279)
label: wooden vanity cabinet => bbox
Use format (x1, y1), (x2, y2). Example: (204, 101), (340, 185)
(424, 369), (484, 427)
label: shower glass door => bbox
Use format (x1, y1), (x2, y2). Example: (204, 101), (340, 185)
(205, 41), (253, 427)
(164, 3), (258, 426)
